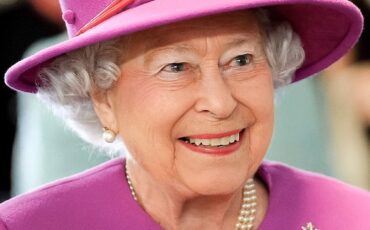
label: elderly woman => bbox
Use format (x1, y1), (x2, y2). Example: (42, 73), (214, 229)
(1, 0), (369, 229)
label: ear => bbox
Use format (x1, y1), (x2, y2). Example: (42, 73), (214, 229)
(90, 88), (118, 133)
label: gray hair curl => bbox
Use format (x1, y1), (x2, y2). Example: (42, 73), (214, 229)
(37, 9), (305, 153)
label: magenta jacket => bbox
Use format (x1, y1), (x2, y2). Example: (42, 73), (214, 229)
(1, 158), (369, 229)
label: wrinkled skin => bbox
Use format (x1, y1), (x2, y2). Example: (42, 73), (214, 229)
(92, 11), (272, 230)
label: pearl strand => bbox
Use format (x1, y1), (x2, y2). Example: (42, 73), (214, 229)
(235, 178), (257, 230)
(125, 167), (257, 230)
(125, 167), (137, 201)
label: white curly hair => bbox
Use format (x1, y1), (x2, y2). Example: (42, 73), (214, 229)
(37, 9), (305, 154)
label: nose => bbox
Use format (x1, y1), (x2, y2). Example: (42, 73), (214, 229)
(194, 68), (237, 119)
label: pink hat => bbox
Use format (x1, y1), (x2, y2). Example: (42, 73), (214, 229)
(5, 0), (363, 93)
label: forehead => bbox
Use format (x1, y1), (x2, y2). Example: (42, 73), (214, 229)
(122, 10), (263, 52)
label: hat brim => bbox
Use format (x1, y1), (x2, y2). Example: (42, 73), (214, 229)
(5, 0), (363, 93)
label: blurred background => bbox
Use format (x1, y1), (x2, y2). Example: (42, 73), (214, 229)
(0, 0), (369, 202)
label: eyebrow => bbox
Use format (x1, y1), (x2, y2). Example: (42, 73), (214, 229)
(224, 35), (261, 48)
(143, 34), (263, 65)
(144, 44), (196, 64)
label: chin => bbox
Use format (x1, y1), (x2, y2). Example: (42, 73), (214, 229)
(173, 137), (256, 196)
(177, 164), (249, 196)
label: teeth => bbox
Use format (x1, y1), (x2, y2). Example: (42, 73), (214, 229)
(187, 132), (241, 147)
(195, 139), (201, 146)
(210, 139), (220, 146)
(221, 137), (229, 145)
(229, 135), (235, 143)
(202, 139), (210, 146)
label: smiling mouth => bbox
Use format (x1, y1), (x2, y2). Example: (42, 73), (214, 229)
(179, 129), (244, 148)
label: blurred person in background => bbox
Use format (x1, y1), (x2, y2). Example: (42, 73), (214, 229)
(0, 0), (62, 201)
(321, 0), (370, 189)
(11, 0), (108, 196)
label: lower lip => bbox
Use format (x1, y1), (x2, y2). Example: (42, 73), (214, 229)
(179, 131), (244, 156)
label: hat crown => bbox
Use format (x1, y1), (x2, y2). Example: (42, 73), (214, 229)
(60, 0), (153, 37)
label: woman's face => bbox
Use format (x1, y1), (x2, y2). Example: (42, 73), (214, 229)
(95, 11), (274, 195)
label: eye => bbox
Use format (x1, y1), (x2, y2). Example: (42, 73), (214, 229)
(158, 62), (194, 81)
(163, 63), (187, 73)
(230, 54), (252, 67)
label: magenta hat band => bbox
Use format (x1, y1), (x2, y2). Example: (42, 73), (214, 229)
(62, 0), (154, 37)
(5, 0), (364, 93)
(76, 0), (137, 36)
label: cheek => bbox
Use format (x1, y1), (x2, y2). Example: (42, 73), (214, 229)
(233, 71), (274, 164)
(112, 76), (195, 170)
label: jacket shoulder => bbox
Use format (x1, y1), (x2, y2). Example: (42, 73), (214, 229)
(259, 161), (370, 229)
(260, 161), (370, 205)
(0, 158), (130, 230)
(0, 218), (7, 230)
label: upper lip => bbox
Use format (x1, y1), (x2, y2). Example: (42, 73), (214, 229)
(180, 129), (243, 139)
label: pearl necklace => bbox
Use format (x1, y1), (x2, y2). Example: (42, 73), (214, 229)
(125, 167), (257, 230)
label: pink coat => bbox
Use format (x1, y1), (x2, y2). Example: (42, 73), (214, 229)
(1, 158), (369, 229)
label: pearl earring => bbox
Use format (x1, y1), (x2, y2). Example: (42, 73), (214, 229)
(103, 128), (116, 143)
